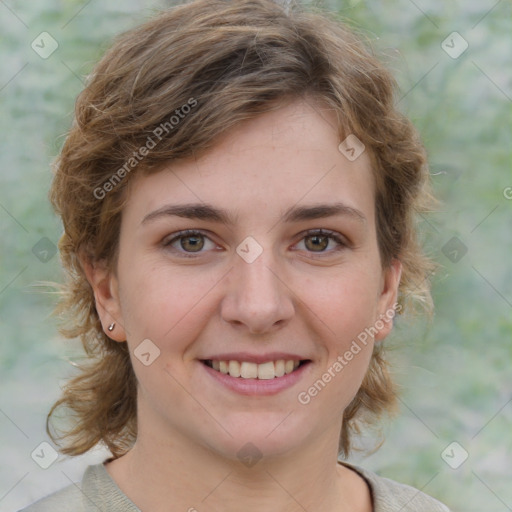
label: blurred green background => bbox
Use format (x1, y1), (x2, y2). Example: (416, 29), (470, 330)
(0, 1), (510, 510)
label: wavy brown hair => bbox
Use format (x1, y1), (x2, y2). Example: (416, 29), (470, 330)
(46, 0), (435, 459)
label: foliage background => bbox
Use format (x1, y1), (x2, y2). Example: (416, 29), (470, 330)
(0, 0), (510, 510)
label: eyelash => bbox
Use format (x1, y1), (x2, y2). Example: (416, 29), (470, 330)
(162, 228), (348, 258)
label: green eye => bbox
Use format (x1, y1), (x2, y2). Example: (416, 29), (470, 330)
(163, 229), (214, 257)
(177, 233), (205, 252)
(298, 229), (347, 254)
(162, 228), (347, 259)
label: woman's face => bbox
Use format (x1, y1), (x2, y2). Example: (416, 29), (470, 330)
(94, 99), (401, 461)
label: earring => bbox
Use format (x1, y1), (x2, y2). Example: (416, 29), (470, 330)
(108, 323), (115, 332)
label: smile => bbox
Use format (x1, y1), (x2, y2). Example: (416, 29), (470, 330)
(202, 359), (308, 379)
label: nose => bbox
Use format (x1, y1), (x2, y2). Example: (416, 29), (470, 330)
(220, 246), (295, 335)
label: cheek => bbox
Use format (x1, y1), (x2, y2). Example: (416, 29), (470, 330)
(301, 266), (381, 342)
(296, 287), (377, 421)
(119, 260), (219, 349)
(297, 266), (380, 397)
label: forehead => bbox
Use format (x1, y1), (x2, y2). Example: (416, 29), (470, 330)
(124, 99), (375, 229)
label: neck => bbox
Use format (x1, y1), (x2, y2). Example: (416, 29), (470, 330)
(105, 409), (371, 511)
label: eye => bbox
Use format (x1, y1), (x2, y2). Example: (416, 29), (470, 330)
(162, 228), (348, 259)
(295, 229), (348, 255)
(162, 229), (217, 257)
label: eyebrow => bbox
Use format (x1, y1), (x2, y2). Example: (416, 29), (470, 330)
(140, 201), (366, 226)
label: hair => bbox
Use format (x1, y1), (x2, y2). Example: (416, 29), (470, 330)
(46, 0), (435, 459)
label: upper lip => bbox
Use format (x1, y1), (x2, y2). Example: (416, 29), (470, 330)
(200, 352), (309, 364)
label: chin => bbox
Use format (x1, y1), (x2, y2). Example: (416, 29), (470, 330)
(201, 410), (315, 463)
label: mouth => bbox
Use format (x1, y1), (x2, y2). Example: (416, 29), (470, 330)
(201, 359), (311, 380)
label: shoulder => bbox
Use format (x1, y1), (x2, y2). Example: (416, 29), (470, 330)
(18, 463), (140, 512)
(340, 462), (451, 512)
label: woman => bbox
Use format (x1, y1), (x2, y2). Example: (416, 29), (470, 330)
(21, 0), (450, 510)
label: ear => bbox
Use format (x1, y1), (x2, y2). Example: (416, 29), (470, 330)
(374, 258), (402, 342)
(81, 256), (127, 342)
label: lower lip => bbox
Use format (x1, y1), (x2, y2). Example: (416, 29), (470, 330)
(201, 361), (311, 396)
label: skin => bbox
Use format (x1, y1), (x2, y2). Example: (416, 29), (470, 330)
(84, 98), (401, 512)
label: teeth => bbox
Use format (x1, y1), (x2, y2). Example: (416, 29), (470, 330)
(258, 361), (275, 380)
(240, 361), (258, 379)
(207, 359), (302, 379)
(228, 360), (241, 377)
(274, 359), (285, 377)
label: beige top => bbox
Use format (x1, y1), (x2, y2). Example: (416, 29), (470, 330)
(19, 460), (451, 511)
